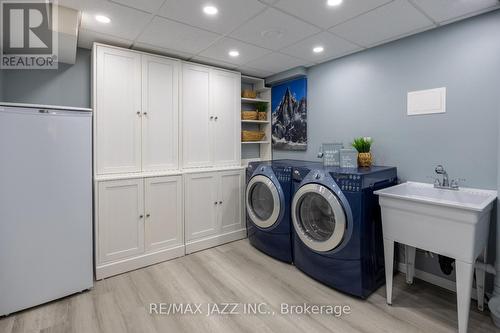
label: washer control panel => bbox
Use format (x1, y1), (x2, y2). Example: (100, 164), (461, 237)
(333, 174), (362, 192)
(290, 166), (397, 193)
(275, 166), (291, 183)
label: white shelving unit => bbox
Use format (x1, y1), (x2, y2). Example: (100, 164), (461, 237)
(241, 141), (270, 144)
(241, 97), (270, 103)
(241, 120), (269, 124)
(241, 75), (272, 166)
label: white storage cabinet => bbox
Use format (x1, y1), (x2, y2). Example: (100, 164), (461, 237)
(184, 169), (246, 254)
(95, 176), (184, 279)
(93, 44), (245, 278)
(95, 45), (180, 175)
(182, 63), (241, 169)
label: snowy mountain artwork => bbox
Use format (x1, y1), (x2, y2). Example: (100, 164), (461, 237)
(271, 77), (307, 150)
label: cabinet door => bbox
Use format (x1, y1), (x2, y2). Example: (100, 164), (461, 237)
(144, 176), (183, 252)
(96, 46), (142, 174)
(142, 56), (180, 172)
(97, 179), (144, 264)
(182, 64), (213, 168)
(211, 69), (241, 166)
(184, 172), (219, 241)
(218, 170), (245, 233)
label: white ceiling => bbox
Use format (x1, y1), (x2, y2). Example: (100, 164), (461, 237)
(61, 0), (500, 78)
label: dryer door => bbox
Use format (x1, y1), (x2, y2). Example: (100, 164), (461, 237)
(292, 184), (347, 252)
(246, 175), (281, 229)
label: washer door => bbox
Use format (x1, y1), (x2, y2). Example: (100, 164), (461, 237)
(246, 175), (281, 229)
(292, 184), (347, 252)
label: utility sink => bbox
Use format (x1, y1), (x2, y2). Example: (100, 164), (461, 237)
(376, 181), (496, 212)
(375, 181), (497, 333)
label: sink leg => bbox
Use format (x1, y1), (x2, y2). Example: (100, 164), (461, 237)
(476, 264), (485, 311)
(383, 238), (394, 305)
(476, 249), (486, 311)
(405, 245), (416, 285)
(456, 260), (474, 333)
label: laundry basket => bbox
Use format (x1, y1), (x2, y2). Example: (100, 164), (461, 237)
(242, 111), (258, 120)
(242, 130), (265, 142)
(242, 89), (257, 99)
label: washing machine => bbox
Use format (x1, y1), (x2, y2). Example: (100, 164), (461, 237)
(246, 160), (321, 263)
(291, 166), (397, 298)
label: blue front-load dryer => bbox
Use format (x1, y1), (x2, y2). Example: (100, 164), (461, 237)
(246, 160), (321, 263)
(291, 166), (397, 298)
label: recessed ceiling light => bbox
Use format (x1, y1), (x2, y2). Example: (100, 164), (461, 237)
(95, 15), (111, 24)
(327, 0), (343, 7)
(313, 46), (324, 53)
(228, 50), (240, 57)
(203, 5), (218, 16)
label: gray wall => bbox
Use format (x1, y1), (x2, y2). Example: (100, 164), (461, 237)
(0, 72), (3, 101)
(275, 10), (500, 189)
(0, 48), (91, 108)
(274, 10), (500, 283)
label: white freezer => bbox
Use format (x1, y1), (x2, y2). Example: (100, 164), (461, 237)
(0, 105), (93, 316)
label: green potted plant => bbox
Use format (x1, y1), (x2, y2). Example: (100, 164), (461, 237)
(256, 102), (268, 121)
(352, 137), (373, 167)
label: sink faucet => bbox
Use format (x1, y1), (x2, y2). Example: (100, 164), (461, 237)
(434, 165), (460, 190)
(317, 146), (324, 159)
(435, 165), (449, 187)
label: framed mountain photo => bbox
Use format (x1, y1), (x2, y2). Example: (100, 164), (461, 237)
(271, 77), (307, 150)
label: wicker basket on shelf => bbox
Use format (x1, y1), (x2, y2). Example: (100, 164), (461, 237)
(242, 111), (258, 120)
(242, 89), (257, 99)
(242, 130), (265, 142)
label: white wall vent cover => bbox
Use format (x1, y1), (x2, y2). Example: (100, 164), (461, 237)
(407, 87), (446, 116)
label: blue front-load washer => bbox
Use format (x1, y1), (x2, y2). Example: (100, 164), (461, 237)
(246, 159), (321, 263)
(291, 166), (397, 298)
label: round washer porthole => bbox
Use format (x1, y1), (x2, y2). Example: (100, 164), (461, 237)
(292, 183), (346, 252)
(246, 175), (281, 229)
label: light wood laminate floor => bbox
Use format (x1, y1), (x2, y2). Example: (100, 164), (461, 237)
(1, 239), (499, 333)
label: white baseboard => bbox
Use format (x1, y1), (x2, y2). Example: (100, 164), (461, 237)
(186, 229), (247, 254)
(96, 245), (185, 280)
(397, 263), (478, 301)
(96, 230), (248, 280)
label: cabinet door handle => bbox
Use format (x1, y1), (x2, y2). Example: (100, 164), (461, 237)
(209, 116), (214, 120)
(139, 214), (144, 219)
(218, 201), (222, 204)
(214, 116), (218, 121)
(136, 111), (142, 117)
(143, 112), (148, 116)
(214, 201), (218, 205)
(146, 213), (151, 218)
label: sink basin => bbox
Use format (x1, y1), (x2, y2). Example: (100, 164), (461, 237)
(375, 181), (497, 212)
(375, 181), (497, 333)
(375, 182), (497, 261)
